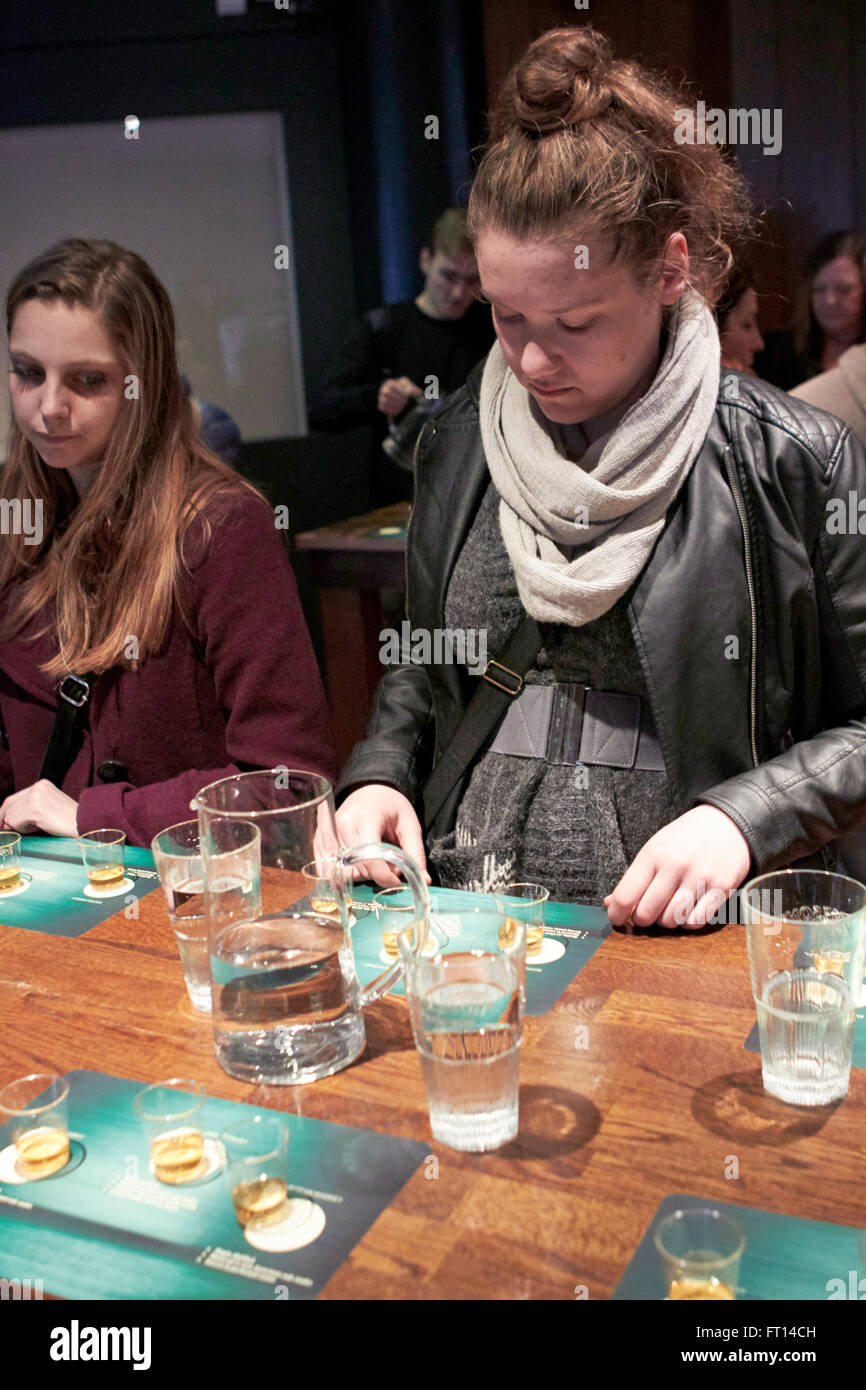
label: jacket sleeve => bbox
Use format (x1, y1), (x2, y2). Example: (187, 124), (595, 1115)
(335, 663), (435, 808)
(699, 425), (866, 871)
(308, 316), (382, 431)
(76, 492), (336, 847)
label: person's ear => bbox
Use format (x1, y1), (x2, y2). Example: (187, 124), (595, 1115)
(657, 232), (690, 305)
(419, 246), (432, 276)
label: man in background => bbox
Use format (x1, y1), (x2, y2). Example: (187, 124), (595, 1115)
(310, 208), (494, 503)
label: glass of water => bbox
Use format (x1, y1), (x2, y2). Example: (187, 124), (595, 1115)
(403, 909), (524, 1152)
(151, 819), (261, 1013)
(743, 870), (866, 1105)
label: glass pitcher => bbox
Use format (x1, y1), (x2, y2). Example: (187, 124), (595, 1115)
(192, 769), (433, 1085)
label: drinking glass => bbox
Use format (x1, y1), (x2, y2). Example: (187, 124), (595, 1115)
(193, 770), (432, 1086)
(401, 908), (525, 1152)
(654, 1207), (745, 1300)
(79, 828), (126, 893)
(0, 1073), (70, 1180)
(152, 819), (261, 1014)
(0, 831), (22, 893)
(301, 857), (350, 919)
(133, 1079), (209, 1185)
(220, 1113), (291, 1230)
(493, 882), (550, 959)
(743, 870), (866, 1105)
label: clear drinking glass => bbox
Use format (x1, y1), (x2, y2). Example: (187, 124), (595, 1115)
(192, 770), (433, 1086)
(301, 857), (349, 919)
(152, 819), (261, 1014)
(0, 831), (22, 893)
(402, 909), (525, 1152)
(743, 870), (866, 1105)
(79, 828), (126, 893)
(220, 1113), (291, 1230)
(654, 1207), (745, 1300)
(0, 1073), (70, 1180)
(133, 1079), (209, 1185)
(493, 882), (550, 958)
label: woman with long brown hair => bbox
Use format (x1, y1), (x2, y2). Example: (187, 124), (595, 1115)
(758, 230), (866, 389)
(335, 25), (866, 929)
(0, 238), (334, 846)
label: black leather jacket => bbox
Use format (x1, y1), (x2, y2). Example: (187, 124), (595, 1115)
(337, 361), (866, 875)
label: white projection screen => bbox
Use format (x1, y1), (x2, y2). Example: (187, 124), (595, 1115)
(0, 110), (307, 452)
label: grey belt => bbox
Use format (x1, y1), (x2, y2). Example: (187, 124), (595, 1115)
(488, 683), (666, 771)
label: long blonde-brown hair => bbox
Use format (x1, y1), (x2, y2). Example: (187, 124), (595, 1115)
(467, 25), (754, 308)
(1, 238), (261, 677)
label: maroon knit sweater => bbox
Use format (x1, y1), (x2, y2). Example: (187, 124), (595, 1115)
(0, 489), (336, 846)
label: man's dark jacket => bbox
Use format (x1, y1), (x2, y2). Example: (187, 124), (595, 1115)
(337, 361), (866, 875)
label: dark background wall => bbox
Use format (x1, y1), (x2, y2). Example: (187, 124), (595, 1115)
(2, 0), (864, 514)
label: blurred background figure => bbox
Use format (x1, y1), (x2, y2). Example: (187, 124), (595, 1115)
(757, 231), (866, 389)
(180, 375), (242, 468)
(716, 263), (764, 375)
(310, 208), (494, 504)
(790, 341), (866, 448)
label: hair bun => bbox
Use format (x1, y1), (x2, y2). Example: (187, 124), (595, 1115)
(497, 26), (614, 137)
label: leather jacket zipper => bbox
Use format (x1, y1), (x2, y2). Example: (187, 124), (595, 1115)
(722, 445), (759, 767)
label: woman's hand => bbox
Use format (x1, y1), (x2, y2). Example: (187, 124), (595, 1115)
(0, 780), (80, 837)
(335, 785), (431, 887)
(604, 805), (752, 929)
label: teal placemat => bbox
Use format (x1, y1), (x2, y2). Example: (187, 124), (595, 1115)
(0, 837), (158, 937)
(349, 885), (610, 1016)
(745, 992), (866, 1068)
(613, 1193), (866, 1300)
(0, 1069), (427, 1300)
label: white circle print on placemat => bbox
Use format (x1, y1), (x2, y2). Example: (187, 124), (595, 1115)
(528, 937), (566, 965)
(82, 877), (135, 900)
(243, 1198), (326, 1253)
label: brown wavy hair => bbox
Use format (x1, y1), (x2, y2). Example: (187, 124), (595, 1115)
(1, 238), (261, 677)
(467, 25), (754, 308)
(791, 230), (866, 361)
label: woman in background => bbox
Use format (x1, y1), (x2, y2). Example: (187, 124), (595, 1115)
(0, 238), (334, 846)
(716, 264), (764, 375)
(757, 230), (866, 389)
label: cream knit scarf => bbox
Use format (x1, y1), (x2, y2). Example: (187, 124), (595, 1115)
(479, 289), (721, 625)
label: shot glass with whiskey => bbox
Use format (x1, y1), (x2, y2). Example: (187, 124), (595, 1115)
(301, 858), (351, 919)
(493, 882), (550, 958)
(79, 828), (127, 894)
(133, 1079), (209, 1185)
(0, 1072), (71, 1180)
(0, 831), (22, 893)
(220, 1114), (291, 1231)
(653, 1207), (745, 1300)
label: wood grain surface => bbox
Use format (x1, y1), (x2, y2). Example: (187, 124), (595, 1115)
(1, 879), (864, 1301)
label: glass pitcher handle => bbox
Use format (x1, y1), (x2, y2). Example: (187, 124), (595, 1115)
(338, 842), (430, 1006)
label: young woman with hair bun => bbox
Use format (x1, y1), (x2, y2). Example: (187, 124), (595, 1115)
(0, 238), (334, 846)
(336, 26), (866, 929)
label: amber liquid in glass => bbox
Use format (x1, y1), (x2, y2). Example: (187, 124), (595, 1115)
(0, 865), (21, 891)
(668, 1275), (734, 1300)
(151, 1128), (206, 1184)
(498, 918), (544, 957)
(15, 1126), (70, 1179)
(89, 863), (125, 892)
(232, 1176), (290, 1228)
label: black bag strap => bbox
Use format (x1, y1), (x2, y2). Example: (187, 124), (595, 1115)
(422, 615), (543, 833)
(39, 673), (97, 786)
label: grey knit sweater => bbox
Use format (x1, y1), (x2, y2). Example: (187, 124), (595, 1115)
(428, 479), (680, 902)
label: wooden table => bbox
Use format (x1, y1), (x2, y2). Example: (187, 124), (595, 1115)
(295, 503), (410, 767)
(2, 877), (865, 1301)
